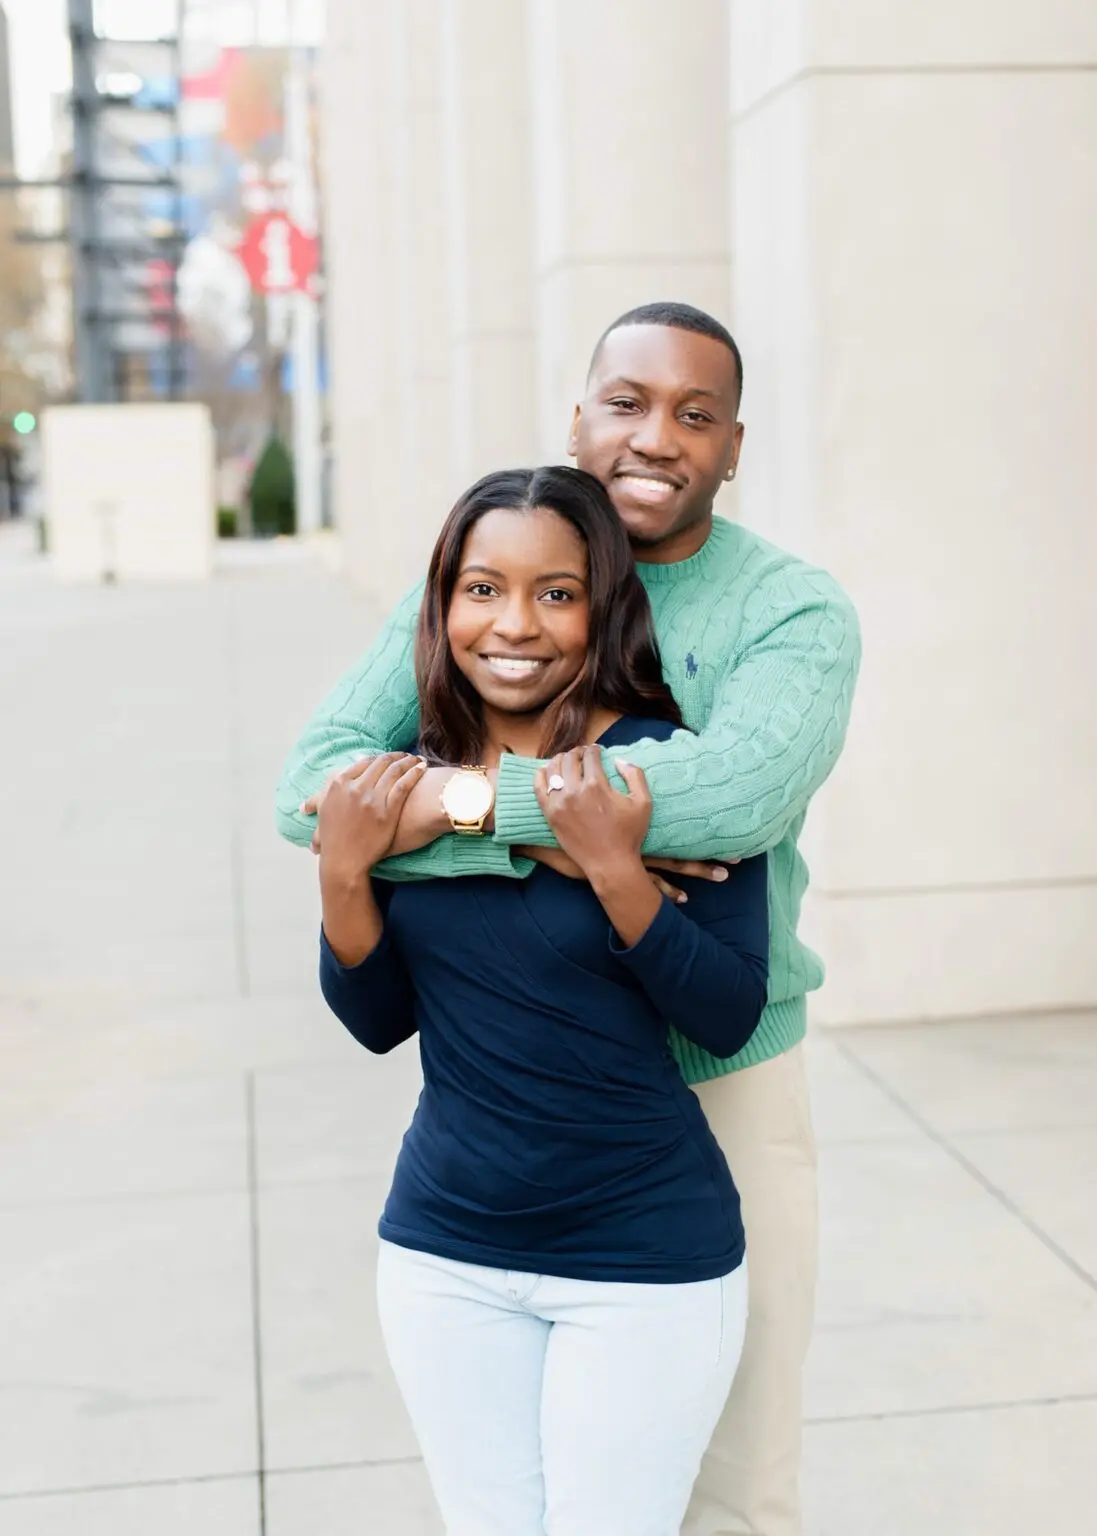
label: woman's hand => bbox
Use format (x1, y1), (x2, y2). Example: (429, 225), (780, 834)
(533, 747), (651, 883)
(317, 753), (428, 886)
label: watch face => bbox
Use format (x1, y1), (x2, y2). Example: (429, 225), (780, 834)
(443, 771), (493, 822)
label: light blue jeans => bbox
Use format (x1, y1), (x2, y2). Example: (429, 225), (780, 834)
(376, 1240), (748, 1536)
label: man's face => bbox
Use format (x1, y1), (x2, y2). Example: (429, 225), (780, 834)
(570, 324), (744, 562)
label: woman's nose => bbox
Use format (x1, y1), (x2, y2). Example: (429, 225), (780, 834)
(492, 596), (539, 641)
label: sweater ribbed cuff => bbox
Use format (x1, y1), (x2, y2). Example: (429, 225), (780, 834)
(451, 834), (536, 878)
(494, 753), (554, 846)
(669, 994), (806, 1083)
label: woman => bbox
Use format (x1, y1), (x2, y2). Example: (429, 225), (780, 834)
(316, 466), (769, 1536)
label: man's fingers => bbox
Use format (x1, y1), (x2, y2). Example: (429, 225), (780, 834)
(648, 872), (687, 905)
(643, 857), (731, 882)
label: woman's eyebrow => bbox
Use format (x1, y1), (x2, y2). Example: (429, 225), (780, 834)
(459, 563), (586, 585)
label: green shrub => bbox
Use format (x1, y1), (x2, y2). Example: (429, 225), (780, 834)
(216, 506), (238, 539)
(249, 437), (296, 536)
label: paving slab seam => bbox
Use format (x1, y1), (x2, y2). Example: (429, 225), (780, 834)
(0, 1455), (426, 1505)
(822, 1004), (1097, 1033)
(0, 1183), (253, 1213)
(245, 1072), (268, 1534)
(0, 1470), (258, 1504)
(804, 1388), (1097, 1428)
(832, 1039), (1097, 1296)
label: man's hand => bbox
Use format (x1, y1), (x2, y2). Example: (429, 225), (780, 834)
(518, 845), (734, 904)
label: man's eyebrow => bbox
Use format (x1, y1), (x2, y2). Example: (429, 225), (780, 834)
(598, 375), (723, 402)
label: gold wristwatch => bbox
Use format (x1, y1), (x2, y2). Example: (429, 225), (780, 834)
(440, 766), (495, 835)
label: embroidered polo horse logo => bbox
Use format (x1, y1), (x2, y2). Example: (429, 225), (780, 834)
(685, 652), (699, 679)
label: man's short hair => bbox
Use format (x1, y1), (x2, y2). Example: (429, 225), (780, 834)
(589, 301), (744, 402)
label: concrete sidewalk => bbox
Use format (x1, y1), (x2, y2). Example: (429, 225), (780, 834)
(1, 532), (1095, 1534)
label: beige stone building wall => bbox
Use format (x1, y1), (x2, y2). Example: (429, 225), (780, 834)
(320, 1), (1097, 1027)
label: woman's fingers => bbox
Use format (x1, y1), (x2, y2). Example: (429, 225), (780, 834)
(338, 752), (403, 792)
(612, 759), (651, 805)
(582, 744), (606, 783)
(562, 747), (584, 790)
(383, 756), (428, 812)
(373, 752), (422, 796)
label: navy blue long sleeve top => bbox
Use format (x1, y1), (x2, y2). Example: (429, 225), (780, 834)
(319, 717), (769, 1284)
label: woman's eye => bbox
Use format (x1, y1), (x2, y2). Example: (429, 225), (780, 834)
(541, 588), (573, 604)
(467, 583), (496, 598)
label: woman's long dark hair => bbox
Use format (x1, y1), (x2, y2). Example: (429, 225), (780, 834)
(415, 466), (684, 764)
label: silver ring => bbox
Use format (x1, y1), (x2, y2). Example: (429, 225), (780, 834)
(547, 773), (566, 793)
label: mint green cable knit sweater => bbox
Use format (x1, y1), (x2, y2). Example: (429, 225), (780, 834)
(276, 517), (860, 1084)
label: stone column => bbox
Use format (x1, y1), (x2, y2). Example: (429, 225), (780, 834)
(731, 3), (1097, 1023)
(322, 0), (456, 599)
(390, 0), (459, 581)
(319, 0), (403, 597)
(528, 0), (732, 459)
(441, 0), (539, 487)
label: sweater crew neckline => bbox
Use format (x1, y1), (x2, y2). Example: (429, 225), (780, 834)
(633, 515), (737, 585)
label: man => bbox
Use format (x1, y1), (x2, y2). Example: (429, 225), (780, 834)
(276, 301), (860, 1536)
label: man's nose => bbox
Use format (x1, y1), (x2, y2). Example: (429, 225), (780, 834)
(628, 407), (680, 460)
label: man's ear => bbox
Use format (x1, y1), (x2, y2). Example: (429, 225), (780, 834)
(567, 403), (582, 458)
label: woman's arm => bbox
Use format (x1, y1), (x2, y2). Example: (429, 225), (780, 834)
(319, 915), (417, 1056)
(496, 569), (860, 861)
(533, 747), (768, 1057)
(599, 858), (769, 1059)
(315, 756), (423, 1053)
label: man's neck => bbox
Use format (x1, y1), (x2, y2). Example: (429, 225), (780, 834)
(631, 513), (714, 566)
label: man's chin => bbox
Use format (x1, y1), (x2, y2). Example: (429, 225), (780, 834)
(612, 503), (677, 546)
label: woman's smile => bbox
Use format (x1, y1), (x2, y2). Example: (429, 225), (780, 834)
(478, 653), (553, 682)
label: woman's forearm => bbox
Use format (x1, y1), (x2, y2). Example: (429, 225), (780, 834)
(586, 855), (663, 948)
(319, 867), (384, 966)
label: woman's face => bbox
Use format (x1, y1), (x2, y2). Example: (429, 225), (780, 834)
(446, 506), (591, 718)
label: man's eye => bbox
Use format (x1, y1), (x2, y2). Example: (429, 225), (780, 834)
(682, 411), (712, 426)
(607, 398), (639, 411)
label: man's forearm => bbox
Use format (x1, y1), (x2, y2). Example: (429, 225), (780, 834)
(491, 589), (861, 862)
(275, 583), (424, 848)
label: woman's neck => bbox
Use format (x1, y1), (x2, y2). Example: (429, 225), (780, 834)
(479, 704), (622, 766)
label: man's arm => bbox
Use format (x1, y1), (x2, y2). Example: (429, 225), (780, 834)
(493, 569), (861, 862)
(274, 582), (531, 881)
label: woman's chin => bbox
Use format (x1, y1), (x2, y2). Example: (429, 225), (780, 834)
(478, 685), (554, 717)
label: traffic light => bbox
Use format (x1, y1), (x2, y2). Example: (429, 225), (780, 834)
(12, 412), (36, 435)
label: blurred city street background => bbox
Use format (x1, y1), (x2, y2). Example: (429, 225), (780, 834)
(1, 0), (1095, 1532)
